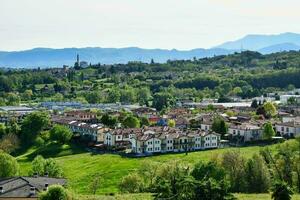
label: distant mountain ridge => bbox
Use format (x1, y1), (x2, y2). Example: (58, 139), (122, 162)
(1, 32), (300, 68)
(216, 32), (300, 50)
(0, 47), (235, 68)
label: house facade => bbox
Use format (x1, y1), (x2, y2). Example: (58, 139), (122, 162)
(228, 123), (262, 142)
(130, 128), (220, 154)
(275, 121), (300, 137)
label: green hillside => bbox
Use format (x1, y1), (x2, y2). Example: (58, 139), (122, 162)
(17, 142), (281, 194)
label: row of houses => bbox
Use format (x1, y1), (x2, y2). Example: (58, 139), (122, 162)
(52, 115), (221, 154)
(104, 127), (220, 154)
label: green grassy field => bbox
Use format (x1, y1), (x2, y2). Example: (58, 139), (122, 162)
(77, 193), (300, 200)
(16, 142), (284, 195)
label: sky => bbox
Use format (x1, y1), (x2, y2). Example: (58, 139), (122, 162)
(1, 0), (300, 51)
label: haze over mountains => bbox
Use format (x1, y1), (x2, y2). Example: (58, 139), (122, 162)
(1, 32), (300, 68)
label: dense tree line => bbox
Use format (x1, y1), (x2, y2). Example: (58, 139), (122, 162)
(1, 51), (300, 109)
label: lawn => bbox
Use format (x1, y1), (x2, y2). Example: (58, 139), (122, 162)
(76, 193), (300, 200)
(17, 141), (284, 195)
(234, 193), (300, 200)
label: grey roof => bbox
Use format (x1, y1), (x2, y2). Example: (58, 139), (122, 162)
(0, 177), (66, 198)
(0, 106), (33, 112)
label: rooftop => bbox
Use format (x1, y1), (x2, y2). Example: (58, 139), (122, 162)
(0, 176), (66, 198)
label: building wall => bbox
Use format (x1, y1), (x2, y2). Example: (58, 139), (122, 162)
(200, 124), (211, 131)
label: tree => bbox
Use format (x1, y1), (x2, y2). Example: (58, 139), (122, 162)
(263, 122), (275, 140)
(177, 176), (196, 200)
(0, 152), (19, 178)
(152, 92), (174, 111)
(44, 158), (64, 178)
(0, 133), (20, 153)
(100, 114), (117, 127)
(245, 154), (270, 193)
(251, 99), (258, 108)
(211, 117), (228, 137)
(39, 185), (68, 200)
(20, 112), (50, 146)
(191, 161), (226, 182)
(287, 97), (297, 105)
(140, 117), (150, 127)
(120, 88), (136, 103)
(31, 156), (63, 178)
(263, 102), (277, 118)
(31, 155), (46, 176)
(6, 93), (21, 106)
(271, 181), (293, 200)
(137, 87), (151, 106)
(119, 173), (144, 193)
(168, 119), (176, 128)
(22, 89), (33, 100)
(222, 150), (247, 192)
(89, 173), (102, 195)
(107, 88), (121, 103)
(0, 123), (6, 138)
(50, 125), (73, 144)
(123, 116), (140, 128)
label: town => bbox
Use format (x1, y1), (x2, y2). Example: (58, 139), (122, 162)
(2, 1), (300, 198)
(1, 88), (299, 157)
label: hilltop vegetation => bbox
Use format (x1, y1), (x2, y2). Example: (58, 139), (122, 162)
(1, 50), (300, 110)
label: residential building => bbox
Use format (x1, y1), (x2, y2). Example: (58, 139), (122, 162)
(0, 176), (66, 199)
(228, 123), (262, 142)
(130, 127), (220, 154)
(64, 110), (97, 123)
(104, 128), (140, 148)
(275, 121), (300, 137)
(52, 117), (106, 142)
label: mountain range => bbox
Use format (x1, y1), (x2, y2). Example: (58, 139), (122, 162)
(1, 32), (300, 68)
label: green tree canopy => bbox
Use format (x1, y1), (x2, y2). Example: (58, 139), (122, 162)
(50, 125), (73, 144)
(0, 152), (19, 178)
(123, 116), (140, 128)
(39, 185), (68, 200)
(263, 122), (275, 140)
(20, 112), (50, 146)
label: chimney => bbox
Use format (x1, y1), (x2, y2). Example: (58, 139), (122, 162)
(30, 187), (35, 195)
(0, 186), (4, 193)
(44, 183), (49, 191)
(33, 172), (38, 178)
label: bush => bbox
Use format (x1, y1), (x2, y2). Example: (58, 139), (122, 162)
(119, 173), (144, 193)
(272, 181), (293, 200)
(31, 155), (63, 177)
(0, 152), (19, 177)
(39, 185), (68, 200)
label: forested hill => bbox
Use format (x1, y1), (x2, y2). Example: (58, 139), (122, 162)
(1, 50), (300, 108)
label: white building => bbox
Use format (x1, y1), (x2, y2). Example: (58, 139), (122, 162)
(228, 123), (262, 142)
(130, 128), (220, 154)
(275, 121), (300, 137)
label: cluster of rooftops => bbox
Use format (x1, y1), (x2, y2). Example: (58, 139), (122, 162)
(0, 175), (66, 199)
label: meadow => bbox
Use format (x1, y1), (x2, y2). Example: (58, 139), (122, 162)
(17, 142), (281, 194)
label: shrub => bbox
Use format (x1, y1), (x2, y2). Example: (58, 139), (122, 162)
(0, 152), (19, 177)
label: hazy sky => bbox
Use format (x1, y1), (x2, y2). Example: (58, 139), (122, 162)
(1, 0), (300, 51)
